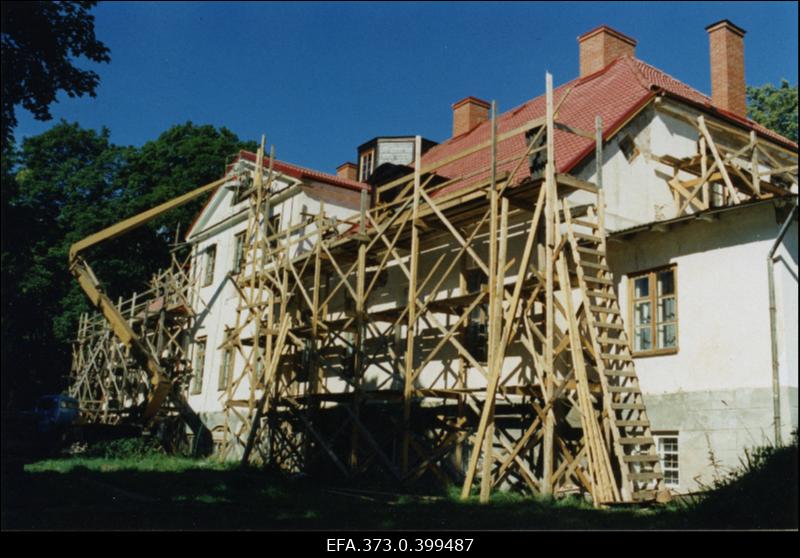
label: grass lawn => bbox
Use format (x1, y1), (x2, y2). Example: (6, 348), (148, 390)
(2, 439), (796, 531)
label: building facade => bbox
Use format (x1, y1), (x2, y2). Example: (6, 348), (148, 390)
(72, 21), (798, 498)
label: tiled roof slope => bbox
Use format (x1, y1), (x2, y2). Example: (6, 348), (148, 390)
(421, 56), (797, 197)
(236, 150), (368, 192)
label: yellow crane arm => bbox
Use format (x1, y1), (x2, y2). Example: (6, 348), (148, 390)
(68, 175), (229, 421)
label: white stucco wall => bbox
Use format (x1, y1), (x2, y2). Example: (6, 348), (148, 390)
(775, 217), (799, 442)
(607, 201), (798, 490)
(608, 202), (797, 396)
(184, 172), (363, 418)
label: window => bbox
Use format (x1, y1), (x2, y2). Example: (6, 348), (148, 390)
(265, 214), (281, 249)
(253, 348), (266, 388)
(295, 340), (313, 382)
(342, 332), (356, 378)
(191, 339), (206, 395)
(202, 245), (216, 287)
(526, 126), (547, 177)
(218, 348), (234, 391)
(232, 176), (252, 205)
(629, 266), (678, 355)
(710, 182), (724, 208)
(232, 231), (246, 273)
(359, 149), (375, 182)
(655, 433), (680, 487)
(464, 262), (488, 364)
(619, 135), (639, 162)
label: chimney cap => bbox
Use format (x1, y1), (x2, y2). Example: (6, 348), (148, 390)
(336, 162), (357, 171)
(577, 25), (637, 47)
(452, 96), (491, 111)
(705, 19), (746, 37)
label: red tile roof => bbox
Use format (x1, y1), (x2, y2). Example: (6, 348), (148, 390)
(235, 150), (369, 192)
(421, 55), (797, 198)
(185, 151), (368, 239)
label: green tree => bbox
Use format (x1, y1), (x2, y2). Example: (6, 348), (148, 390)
(114, 122), (256, 242)
(1, 120), (253, 409)
(747, 80), (798, 143)
(1, 1), (110, 148)
(1, 122), (128, 408)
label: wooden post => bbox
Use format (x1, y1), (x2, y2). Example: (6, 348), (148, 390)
(304, 206), (323, 465)
(402, 136), (422, 473)
(750, 131), (760, 195)
(595, 115), (603, 190)
(700, 137), (709, 208)
(455, 266), (467, 474)
(350, 189), (368, 470)
(698, 116), (739, 205)
(542, 71), (556, 496)
(479, 101), (499, 503)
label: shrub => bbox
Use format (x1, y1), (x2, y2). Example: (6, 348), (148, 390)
(690, 431), (798, 528)
(84, 436), (164, 459)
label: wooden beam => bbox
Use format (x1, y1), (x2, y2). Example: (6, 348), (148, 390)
(698, 116), (740, 206)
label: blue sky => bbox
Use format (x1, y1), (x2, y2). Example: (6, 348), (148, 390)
(12, 1), (799, 175)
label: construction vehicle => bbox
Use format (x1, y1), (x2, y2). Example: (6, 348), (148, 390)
(27, 394), (81, 433)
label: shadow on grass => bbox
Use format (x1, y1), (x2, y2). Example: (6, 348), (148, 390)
(1, 457), (683, 530)
(2, 445), (796, 530)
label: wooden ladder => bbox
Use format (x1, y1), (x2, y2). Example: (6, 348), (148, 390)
(563, 199), (664, 503)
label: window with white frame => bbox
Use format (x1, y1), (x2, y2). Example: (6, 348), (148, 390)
(655, 432), (679, 487)
(232, 231), (246, 273)
(202, 245), (216, 287)
(190, 339), (206, 395)
(359, 149), (375, 182)
(218, 347), (234, 391)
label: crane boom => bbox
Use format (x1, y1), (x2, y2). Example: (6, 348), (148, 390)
(68, 175), (229, 421)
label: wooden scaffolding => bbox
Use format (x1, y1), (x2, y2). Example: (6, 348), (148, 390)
(214, 74), (679, 504)
(653, 102), (798, 216)
(70, 250), (203, 430)
(66, 70), (797, 504)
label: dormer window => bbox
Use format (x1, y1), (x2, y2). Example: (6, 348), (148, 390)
(619, 135), (639, 162)
(359, 149), (375, 182)
(231, 160), (253, 205)
(233, 180), (251, 205)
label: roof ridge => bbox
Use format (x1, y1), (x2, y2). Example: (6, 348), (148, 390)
(629, 56), (712, 102)
(237, 150), (368, 191)
(619, 55), (658, 94)
(626, 59), (796, 148)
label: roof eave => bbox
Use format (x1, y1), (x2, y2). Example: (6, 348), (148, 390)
(610, 195), (798, 238)
(655, 89), (799, 153)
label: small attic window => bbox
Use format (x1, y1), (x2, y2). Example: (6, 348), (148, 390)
(619, 135), (639, 162)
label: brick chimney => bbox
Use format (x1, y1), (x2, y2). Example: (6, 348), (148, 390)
(452, 96), (490, 137)
(706, 20), (747, 117)
(336, 162), (358, 181)
(578, 25), (637, 77)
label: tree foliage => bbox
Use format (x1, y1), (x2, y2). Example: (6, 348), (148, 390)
(1, 1), (110, 147)
(1, 121), (253, 410)
(747, 80), (799, 144)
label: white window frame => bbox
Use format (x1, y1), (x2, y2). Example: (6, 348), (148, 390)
(218, 347), (234, 391)
(190, 338), (207, 395)
(359, 149), (375, 182)
(654, 432), (680, 487)
(232, 230), (246, 274)
(202, 244), (216, 287)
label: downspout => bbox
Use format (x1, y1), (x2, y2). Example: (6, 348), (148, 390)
(767, 199), (798, 446)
